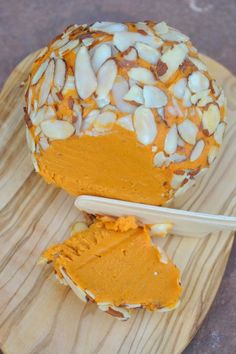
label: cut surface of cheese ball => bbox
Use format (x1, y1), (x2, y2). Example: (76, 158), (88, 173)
(41, 216), (181, 320)
(25, 21), (226, 205)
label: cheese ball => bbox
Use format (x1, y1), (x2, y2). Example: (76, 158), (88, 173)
(24, 21), (226, 205)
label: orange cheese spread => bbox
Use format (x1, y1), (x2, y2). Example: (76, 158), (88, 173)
(38, 127), (175, 205)
(42, 216), (181, 312)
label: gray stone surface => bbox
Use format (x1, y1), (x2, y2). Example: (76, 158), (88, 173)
(0, 0), (236, 353)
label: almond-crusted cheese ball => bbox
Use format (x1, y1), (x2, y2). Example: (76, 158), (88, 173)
(24, 21), (226, 205)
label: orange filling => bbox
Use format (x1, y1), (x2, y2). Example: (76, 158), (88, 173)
(37, 127), (170, 204)
(36, 124), (215, 205)
(42, 217), (181, 309)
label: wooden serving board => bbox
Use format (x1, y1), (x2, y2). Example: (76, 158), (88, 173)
(0, 52), (236, 354)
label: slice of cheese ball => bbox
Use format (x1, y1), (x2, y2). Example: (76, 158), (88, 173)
(25, 21), (226, 205)
(41, 216), (181, 320)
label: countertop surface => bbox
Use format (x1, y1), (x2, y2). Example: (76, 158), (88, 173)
(0, 0), (236, 353)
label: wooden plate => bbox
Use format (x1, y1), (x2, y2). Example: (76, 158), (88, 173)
(0, 52), (235, 354)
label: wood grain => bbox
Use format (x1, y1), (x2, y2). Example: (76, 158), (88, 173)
(0, 52), (235, 354)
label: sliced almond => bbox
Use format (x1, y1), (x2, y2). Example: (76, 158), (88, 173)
(172, 97), (184, 116)
(27, 88), (33, 114)
(194, 167), (208, 179)
(136, 21), (154, 35)
(128, 67), (155, 84)
(108, 306), (131, 321)
(113, 32), (162, 52)
(93, 111), (116, 132)
(214, 122), (226, 145)
(191, 89), (210, 105)
(189, 57), (207, 71)
(202, 104), (220, 135)
(123, 48), (137, 61)
(46, 106), (56, 119)
(31, 59), (49, 85)
(150, 223), (172, 237)
(196, 107), (203, 120)
(113, 32), (134, 51)
(197, 95), (213, 107)
(81, 110), (99, 131)
(64, 24), (80, 36)
(91, 44), (112, 72)
(31, 105), (55, 125)
(157, 107), (164, 120)
(30, 106), (45, 126)
(190, 140), (205, 161)
(54, 58), (66, 91)
(117, 115), (134, 131)
(208, 146), (219, 164)
(82, 37), (95, 47)
(159, 28), (189, 42)
(52, 36), (69, 50)
(169, 153), (186, 163)
(157, 246), (169, 264)
(102, 104), (117, 112)
(124, 303), (142, 309)
(123, 84), (144, 104)
(188, 71), (209, 93)
(58, 39), (79, 56)
(159, 44), (188, 82)
(85, 290), (96, 301)
(35, 143), (40, 154)
(153, 151), (168, 167)
(61, 268), (88, 303)
(164, 124), (178, 154)
(217, 91), (226, 107)
(135, 42), (160, 64)
(31, 154), (39, 172)
(143, 85), (168, 108)
(73, 103), (82, 134)
(97, 303), (131, 320)
(75, 46), (97, 99)
(35, 46), (48, 60)
(26, 127), (35, 152)
(96, 96), (110, 108)
(153, 21), (169, 35)
(34, 126), (41, 136)
(174, 179), (195, 197)
(172, 78), (187, 99)
(33, 100), (38, 112)
(178, 119), (198, 145)
(47, 94), (54, 105)
(134, 106), (157, 145)
(177, 136), (185, 147)
(39, 136), (49, 151)
(96, 60), (117, 100)
(38, 59), (55, 107)
(112, 77), (136, 114)
(70, 221), (88, 235)
(171, 173), (187, 189)
(51, 87), (63, 103)
(62, 75), (76, 95)
(183, 87), (192, 107)
(41, 120), (75, 139)
(211, 80), (221, 97)
(90, 21), (128, 34)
